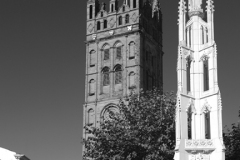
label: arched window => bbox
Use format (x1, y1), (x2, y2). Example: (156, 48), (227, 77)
(114, 65), (122, 84)
(187, 57), (191, 92)
(111, 4), (114, 12)
(201, 26), (204, 44)
(101, 12), (103, 17)
(97, 21), (101, 30)
(115, 43), (122, 59)
(103, 48), (110, 60)
(89, 79), (95, 96)
(189, 26), (192, 47)
(206, 28), (209, 43)
(203, 58), (209, 91)
(119, 16), (122, 25)
(133, 0), (137, 8)
(125, 14), (129, 24)
(187, 108), (192, 139)
(205, 111), (211, 139)
(123, 6), (125, 12)
(87, 109), (94, 124)
(89, 5), (93, 19)
(129, 42), (135, 59)
(104, 19), (108, 29)
(127, 0), (130, 8)
(102, 67), (110, 86)
(89, 50), (96, 67)
(129, 72), (135, 89)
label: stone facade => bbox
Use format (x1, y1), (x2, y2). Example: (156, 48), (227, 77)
(174, 0), (225, 160)
(83, 0), (164, 157)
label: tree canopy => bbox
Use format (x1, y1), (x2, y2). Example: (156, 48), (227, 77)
(83, 89), (176, 160)
(224, 108), (240, 160)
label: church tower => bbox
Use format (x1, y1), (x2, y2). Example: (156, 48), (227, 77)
(174, 0), (225, 160)
(83, 0), (163, 157)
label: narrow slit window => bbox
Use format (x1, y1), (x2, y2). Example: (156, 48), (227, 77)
(97, 21), (101, 30)
(205, 112), (211, 139)
(133, 0), (137, 8)
(89, 5), (93, 19)
(187, 58), (191, 92)
(188, 112), (192, 139)
(104, 49), (110, 60)
(203, 58), (209, 91)
(115, 66), (122, 84)
(89, 79), (95, 96)
(125, 14), (129, 24)
(116, 46), (122, 59)
(104, 20), (107, 29)
(119, 16), (122, 25)
(102, 67), (110, 86)
(129, 42), (135, 59)
(111, 4), (114, 12)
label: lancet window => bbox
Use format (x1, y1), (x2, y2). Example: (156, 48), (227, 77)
(104, 20), (108, 29)
(119, 16), (122, 25)
(103, 48), (110, 60)
(129, 72), (135, 88)
(89, 50), (96, 67)
(89, 5), (93, 19)
(129, 42), (135, 59)
(203, 58), (209, 91)
(125, 14), (130, 24)
(102, 67), (110, 86)
(87, 109), (94, 124)
(97, 21), (101, 30)
(205, 111), (211, 139)
(186, 57), (191, 92)
(133, 0), (136, 8)
(89, 79), (96, 96)
(114, 65), (122, 84)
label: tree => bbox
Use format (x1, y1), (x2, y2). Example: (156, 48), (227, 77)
(83, 89), (176, 160)
(224, 108), (240, 160)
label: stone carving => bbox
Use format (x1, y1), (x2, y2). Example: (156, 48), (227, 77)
(87, 23), (94, 33)
(127, 25), (132, 31)
(109, 19), (115, 28)
(189, 153), (210, 160)
(201, 100), (212, 114)
(92, 34), (97, 40)
(131, 13), (138, 22)
(185, 139), (214, 148)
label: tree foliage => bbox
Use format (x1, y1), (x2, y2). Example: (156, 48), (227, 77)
(83, 89), (176, 160)
(224, 108), (240, 160)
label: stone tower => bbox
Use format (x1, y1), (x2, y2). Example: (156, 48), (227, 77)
(83, 0), (163, 156)
(174, 0), (225, 160)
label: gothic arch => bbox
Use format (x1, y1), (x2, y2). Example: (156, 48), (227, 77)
(102, 43), (110, 49)
(113, 41), (123, 47)
(200, 54), (209, 62)
(201, 101), (212, 114)
(186, 99), (196, 114)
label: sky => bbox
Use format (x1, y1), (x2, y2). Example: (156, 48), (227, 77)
(0, 0), (239, 160)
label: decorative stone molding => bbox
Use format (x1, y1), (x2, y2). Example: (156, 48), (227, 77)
(185, 139), (215, 150)
(87, 23), (94, 33)
(189, 153), (210, 160)
(186, 99), (196, 114)
(201, 100), (212, 114)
